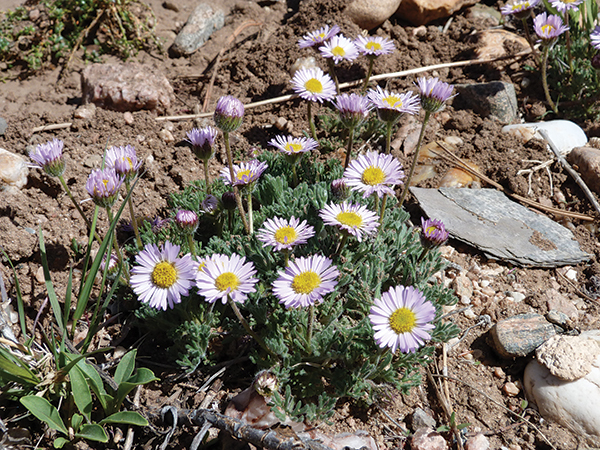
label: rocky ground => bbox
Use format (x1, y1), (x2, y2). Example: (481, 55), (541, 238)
(1, 0), (600, 449)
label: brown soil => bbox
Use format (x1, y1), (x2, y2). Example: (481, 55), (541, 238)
(1, 0), (600, 449)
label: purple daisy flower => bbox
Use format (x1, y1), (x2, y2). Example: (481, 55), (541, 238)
(334, 93), (371, 129)
(220, 160), (268, 188)
(550, 0), (582, 13)
(319, 34), (359, 64)
(272, 255), (339, 308)
(175, 209), (199, 234)
(369, 285), (436, 353)
(269, 135), (318, 155)
(186, 126), (218, 162)
(500, 0), (540, 18)
(592, 25), (600, 50)
(130, 241), (196, 311)
(214, 95), (244, 133)
(256, 216), (315, 251)
(291, 67), (337, 103)
(421, 217), (449, 247)
(343, 151), (405, 199)
(202, 194), (219, 214)
(533, 12), (569, 46)
(195, 253), (258, 304)
(416, 77), (456, 114)
(105, 145), (141, 183)
(319, 201), (379, 242)
(367, 86), (420, 124)
(85, 167), (124, 208)
(298, 24), (341, 49)
(354, 35), (395, 57)
(29, 138), (66, 177)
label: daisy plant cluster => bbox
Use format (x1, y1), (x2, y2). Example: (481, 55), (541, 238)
(501, 0), (600, 118)
(133, 37), (459, 417)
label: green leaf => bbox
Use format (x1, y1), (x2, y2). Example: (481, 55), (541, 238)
(20, 396), (68, 435)
(114, 349), (136, 386)
(100, 411), (148, 426)
(38, 230), (64, 331)
(113, 368), (158, 413)
(0, 347), (39, 385)
(71, 413), (83, 432)
(70, 365), (92, 420)
(75, 424), (108, 442)
(0, 249), (28, 338)
(53, 437), (69, 448)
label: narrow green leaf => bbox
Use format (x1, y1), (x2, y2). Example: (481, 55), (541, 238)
(63, 267), (73, 329)
(114, 349), (136, 385)
(0, 248), (28, 338)
(75, 424), (108, 442)
(70, 365), (92, 420)
(0, 348), (39, 385)
(100, 411), (148, 426)
(37, 230), (64, 331)
(20, 396), (68, 435)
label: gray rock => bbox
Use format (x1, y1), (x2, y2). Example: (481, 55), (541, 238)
(567, 146), (600, 195)
(395, 0), (478, 26)
(411, 427), (448, 450)
(0, 117), (7, 135)
(546, 310), (570, 327)
(490, 313), (556, 358)
(170, 3), (224, 56)
(345, 0), (402, 31)
(411, 407), (436, 430)
(410, 187), (591, 267)
(81, 62), (174, 112)
(454, 81), (518, 125)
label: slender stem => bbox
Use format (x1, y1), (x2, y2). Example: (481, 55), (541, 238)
(247, 190), (253, 236)
(564, 14), (574, 74)
(521, 17), (539, 66)
(283, 249), (290, 267)
(203, 159), (211, 195)
(326, 58), (340, 95)
(227, 210), (233, 232)
(58, 174), (100, 241)
(223, 132), (249, 234)
(227, 296), (277, 359)
(187, 234), (196, 257)
(343, 127), (355, 170)
(105, 207), (127, 279)
(540, 46), (558, 114)
(292, 164), (299, 188)
(334, 232), (349, 259)
(125, 180), (142, 250)
(385, 121), (393, 155)
(374, 193), (379, 213)
(307, 101), (318, 142)
(361, 57), (375, 93)
(306, 304), (315, 354)
(379, 193), (388, 226)
(399, 111), (431, 208)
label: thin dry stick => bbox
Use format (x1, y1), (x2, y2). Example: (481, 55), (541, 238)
(61, 9), (105, 79)
(431, 373), (557, 450)
(31, 122), (73, 133)
(156, 48), (534, 122)
(425, 367), (464, 450)
(202, 21), (262, 113)
(538, 129), (600, 216)
(432, 141), (595, 222)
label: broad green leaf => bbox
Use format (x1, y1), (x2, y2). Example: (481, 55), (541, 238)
(71, 413), (83, 432)
(75, 424), (108, 443)
(100, 411), (148, 426)
(53, 437), (69, 448)
(114, 349), (136, 386)
(113, 369), (159, 413)
(20, 396), (68, 435)
(70, 365), (92, 420)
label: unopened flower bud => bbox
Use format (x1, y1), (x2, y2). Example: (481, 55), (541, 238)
(253, 370), (278, 398)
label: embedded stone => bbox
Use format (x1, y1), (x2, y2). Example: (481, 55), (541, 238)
(395, 0), (479, 26)
(535, 335), (600, 381)
(567, 146), (600, 195)
(345, 0), (402, 30)
(411, 427), (448, 450)
(490, 313), (556, 359)
(0, 147), (28, 190)
(502, 120), (587, 157)
(454, 81), (518, 125)
(472, 29), (529, 60)
(170, 3), (224, 55)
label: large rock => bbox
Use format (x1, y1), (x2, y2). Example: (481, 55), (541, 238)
(490, 313), (556, 359)
(472, 29), (529, 60)
(81, 63), (174, 112)
(170, 3), (224, 55)
(567, 146), (600, 195)
(524, 333), (600, 446)
(395, 0), (479, 26)
(0, 147), (28, 190)
(454, 81), (518, 124)
(502, 120), (588, 157)
(345, 0), (403, 30)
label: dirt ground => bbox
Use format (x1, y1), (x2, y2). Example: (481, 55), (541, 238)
(1, 0), (600, 449)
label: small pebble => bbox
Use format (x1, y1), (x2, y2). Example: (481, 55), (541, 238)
(160, 129), (175, 143)
(83, 154), (102, 168)
(413, 25), (427, 37)
(0, 117), (7, 135)
(507, 291), (525, 302)
(464, 308), (477, 319)
(35, 266), (46, 284)
(494, 367), (506, 378)
(503, 382), (520, 397)
(162, 1), (179, 11)
(565, 268), (577, 282)
(123, 112), (134, 125)
(480, 279), (490, 288)
(465, 433), (490, 450)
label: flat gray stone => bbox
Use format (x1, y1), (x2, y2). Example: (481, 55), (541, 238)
(411, 187), (591, 267)
(490, 313), (556, 359)
(454, 81), (518, 124)
(170, 3), (224, 56)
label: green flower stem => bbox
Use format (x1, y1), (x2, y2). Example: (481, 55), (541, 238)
(283, 248), (290, 267)
(187, 234), (197, 257)
(247, 190), (254, 236)
(540, 46), (558, 114)
(203, 159), (211, 195)
(563, 14), (574, 74)
(399, 110), (431, 208)
(292, 164), (299, 188)
(306, 304), (315, 354)
(124, 179), (142, 250)
(379, 193), (388, 225)
(373, 193), (379, 213)
(227, 210), (233, 232)
(227, 295), (277, 359)
(521, 17), (540, 66)
(58, 174), (102, 243)
(343, 127), (355, 170)
(385, 121), (393, 155)
(307, 101), (318, 142)
(361, 57), (375, 93)
(223, 131), (250, 234)
(326, 57), (340, 95)
(105, 207), (127, 279)
(334, 232), (349, 259)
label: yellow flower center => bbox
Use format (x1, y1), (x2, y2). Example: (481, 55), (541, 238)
(541, 24), (555, 34)
(236, 169), (252, 181)
(291, 271), (321, 294)
(102, 179), (109, 187)
(389, 307), (417, 334)
(285, 142), (303, 153)
(215, 272), (240, 292)
(425, 225), (438, 236)
(332, 46), (345, 57)
(305, 78), (323, 94)
(383, 95), (403, 108)
(361, 166), (386, 186)
(336, 211), (363, 228)
(151, 261), (178, 289)
(274, 226), (298, 244)
(197, 261), (206, 273)
(365, 42), (382, 51)
(121, 156), (133, 169)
